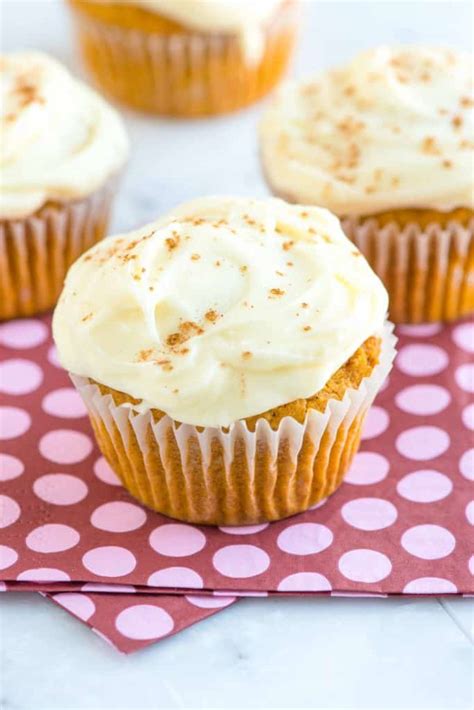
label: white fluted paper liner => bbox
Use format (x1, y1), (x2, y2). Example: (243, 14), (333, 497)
(0, 178), (117, 320)
(343, 216), (474, 323)
(71, 321), (396, 525)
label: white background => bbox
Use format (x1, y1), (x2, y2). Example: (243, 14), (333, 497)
(0, 1), (473, 708)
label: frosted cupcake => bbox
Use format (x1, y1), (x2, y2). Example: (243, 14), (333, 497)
(260, 46), (474, 323)
(53, 197), (394, 525)
(66, 0), (299, 117)
(0, 52), (128, 320)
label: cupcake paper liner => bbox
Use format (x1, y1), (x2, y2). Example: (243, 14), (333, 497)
(68, 1), (299, 117)
(343, 217), (474, 324)
(71, 322), (396, 526)
(0, 179), (117, 321)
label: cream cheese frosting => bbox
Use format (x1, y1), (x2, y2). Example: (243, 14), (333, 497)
(53, 197), (388, 427)
(0, 51), (129, 219)
(123, 0), (283, 62)
(260, 46), (474, 215)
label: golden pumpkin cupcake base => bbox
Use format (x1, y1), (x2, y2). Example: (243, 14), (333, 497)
(0, 180), (116, 321)
(67, 0), (299, 117)
(71, 323), (395, 526)
(343, 213), (474, 324)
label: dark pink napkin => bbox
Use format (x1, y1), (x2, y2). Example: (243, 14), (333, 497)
(1, 316), (473, 652)
(45, 590), (236, 654)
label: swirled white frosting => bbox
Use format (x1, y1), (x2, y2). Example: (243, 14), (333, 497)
(260, 46), (474, 215)
(0, 51), (129, 219)
(53, 197), (388, 427)
(125, 0), (283, 62)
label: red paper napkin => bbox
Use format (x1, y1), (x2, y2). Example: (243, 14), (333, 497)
(45, 590), (236, 654)
(1, 316), (473, 650)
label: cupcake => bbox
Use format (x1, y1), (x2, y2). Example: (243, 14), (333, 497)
(53, 196), (394, 525)
(260, 46), (474, 323)
(0, 51), (128, 320)
(66, 0), (299, 117)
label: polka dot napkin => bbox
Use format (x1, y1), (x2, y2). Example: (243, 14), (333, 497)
(1, 316), (473, 653)
(46, 590), (236, 654)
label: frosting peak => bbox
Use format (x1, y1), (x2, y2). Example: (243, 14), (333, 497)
(0, 52), (129, 219)
(260, 46), (474, 215)
(53, 197), (388, 427)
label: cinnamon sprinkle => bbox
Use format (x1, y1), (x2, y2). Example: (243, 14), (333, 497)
(155, 359), (173, 372)
(166, 321), (204, 349)
(165, 234), (180, 251)
(136, 348), (154, 362)
(13, 78), (45, 110)
(204, 309), (219, 323)
(421, 136), (441, 155)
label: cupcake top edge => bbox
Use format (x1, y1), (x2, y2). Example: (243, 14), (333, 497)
(260, 45), (474, 216)
(53, 196), (388, 428)
(99, 0), (285, 63)
(0, 51), (129, 219)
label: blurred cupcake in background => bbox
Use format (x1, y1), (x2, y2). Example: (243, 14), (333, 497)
(0, 51), (128, 320)
(260, 46), (474, 323)
(53, 196), (394, 526)
(66, 0), (300, 117)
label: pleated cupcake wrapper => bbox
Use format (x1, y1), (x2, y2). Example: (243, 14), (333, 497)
(69, 1), (299, 117)
(71, 321), (396, 526)
(0, 179), (117, 321)
(343, 217), (474, 324)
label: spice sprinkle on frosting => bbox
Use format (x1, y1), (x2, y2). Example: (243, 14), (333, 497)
(53, 196), (388, 427)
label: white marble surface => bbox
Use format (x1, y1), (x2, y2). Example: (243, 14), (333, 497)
(1, 1), (473, 708)
(0, 593), (472, 710)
